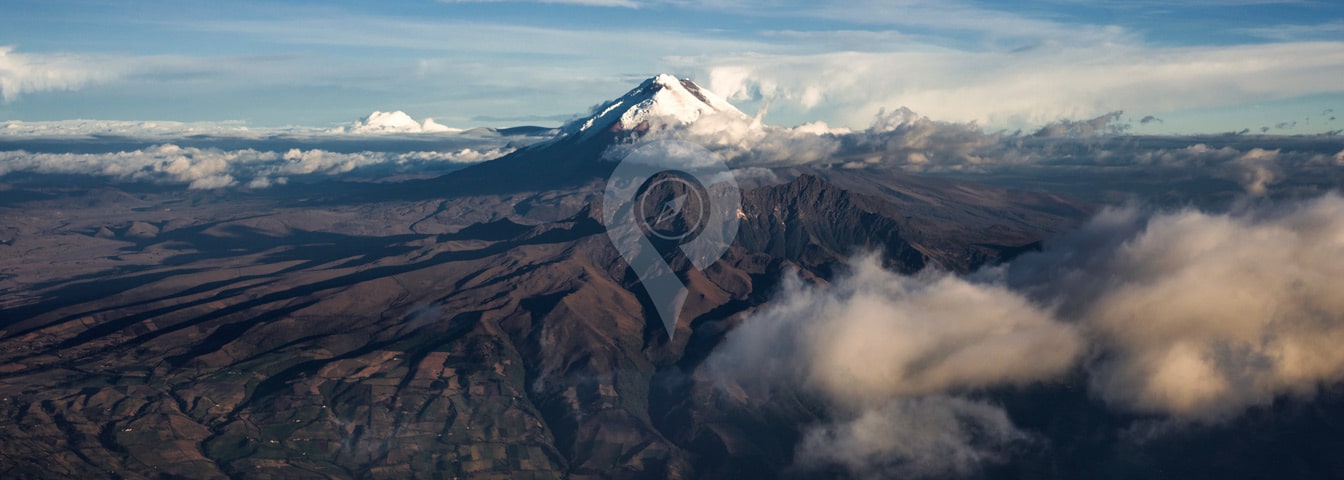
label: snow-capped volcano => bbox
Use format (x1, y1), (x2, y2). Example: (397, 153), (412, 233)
(430, 74), (749, 196)
(562, 74), (747, 139)
(337, 110), (460, 134)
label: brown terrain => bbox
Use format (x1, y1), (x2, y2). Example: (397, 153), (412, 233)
(0, 76), (1096, 479)
(0, 164), (1088, 479)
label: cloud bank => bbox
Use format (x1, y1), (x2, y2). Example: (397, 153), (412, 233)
(705, 254), (1081, 477)
(0, 144), (510, 189)
(6, 104), (1337, 203)
(706, 193), (1344, 477)
(683, 41), (1344, 131)
(0, 119), (274, 138)
(626, 106), (1343, 201)
(795, 396), (1027, 479)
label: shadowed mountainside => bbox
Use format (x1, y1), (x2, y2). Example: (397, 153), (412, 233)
(0, 167), (1086, 479)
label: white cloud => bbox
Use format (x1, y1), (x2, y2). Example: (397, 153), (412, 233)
(0, 46), (118, 102)
(619, 106), (1000, 170)
(796, 396), (1028, 479)
(1226, 148), (1282, 196)
(704, 254), (1081, 476)
(0, 119), (276, 138)
(621, 111), (845, 166)
(1006, 196), (1344, 420)
(680, 41), (1344, 130)
(705, 255), (1083, 405)
(0, 144), (511, 189)
(629, 104), (1343, 200)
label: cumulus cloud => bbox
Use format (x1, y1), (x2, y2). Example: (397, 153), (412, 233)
(1226, 148), (1282, 196)
(1006, 195), (1344, 420)
(705, 254), (1081, 476)
(0, 144), (510, 189)
(844, 107), (1001, 170)
(680, 41), (1344, 130)
(675, 111), (845, 166)
(621, 105), (1016, 171)
(596, 110), (838, 167)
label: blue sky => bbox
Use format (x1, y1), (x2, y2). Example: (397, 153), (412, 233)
(2, 0), (1342, 134)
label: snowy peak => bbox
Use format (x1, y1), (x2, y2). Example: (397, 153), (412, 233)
(338, 110), (460, 134)
(564, 74), (746, 138)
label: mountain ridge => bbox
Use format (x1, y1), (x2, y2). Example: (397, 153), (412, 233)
(0, 74), (1104, 479)
(561, 74), (747, 141)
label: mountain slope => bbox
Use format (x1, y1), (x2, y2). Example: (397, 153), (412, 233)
(562, 74), (746, 140)
(405, 74), (745, 199)
(0, 165), (1088, 478)
(0, 74), (1101, 479)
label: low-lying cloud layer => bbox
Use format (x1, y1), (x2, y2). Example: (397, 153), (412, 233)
(795, 396), (1027, 479)
(0, 144), (510, 189)
(4, 103), (1340, 201)
(705, 193), (1344, 478)
(627, 107), (1344, 202)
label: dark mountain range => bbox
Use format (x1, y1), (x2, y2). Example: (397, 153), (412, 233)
(3, 76), (1337, 480)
